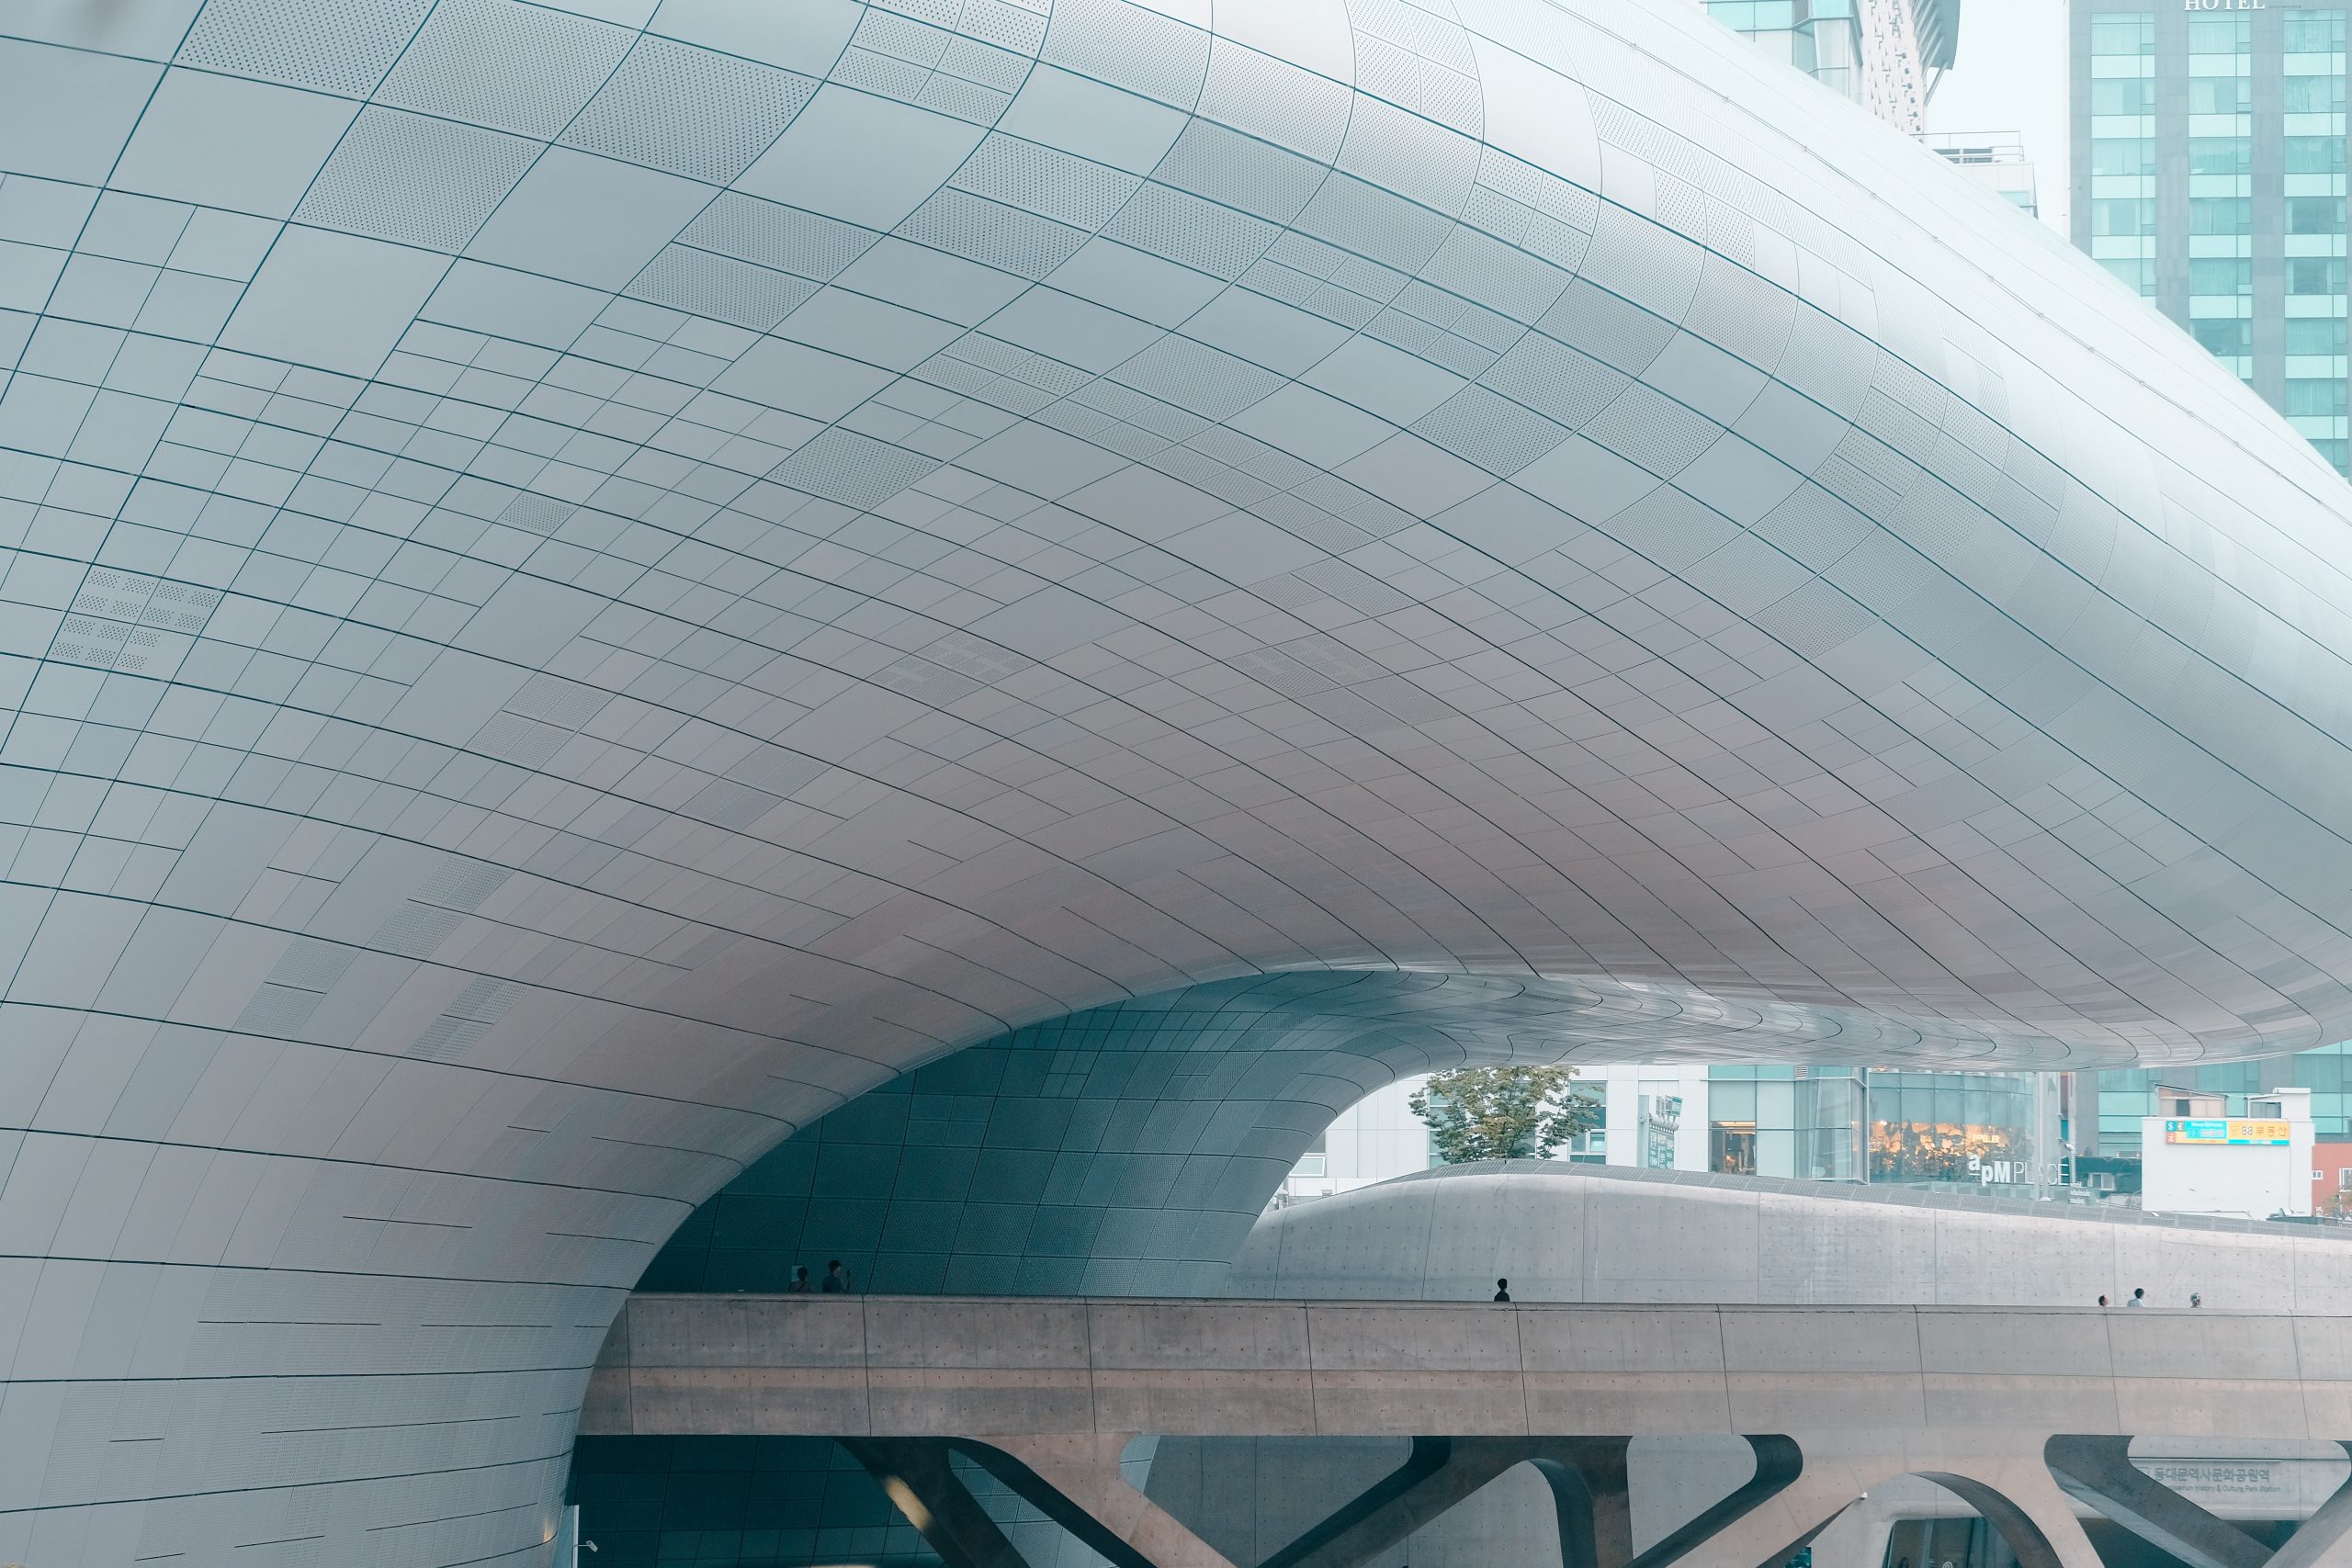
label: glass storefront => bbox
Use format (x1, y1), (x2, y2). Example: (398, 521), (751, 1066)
(1708, 1066), (2041, 1190)
(1865, 1070), (2034, 1184)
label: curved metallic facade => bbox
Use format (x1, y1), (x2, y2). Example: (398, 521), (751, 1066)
(8, 0), (2352, 1561)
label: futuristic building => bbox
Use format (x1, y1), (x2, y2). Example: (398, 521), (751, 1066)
(9, 0), (2352, 1563)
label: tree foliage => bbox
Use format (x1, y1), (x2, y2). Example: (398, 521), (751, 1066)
(1408, 1064), (1600, 1164)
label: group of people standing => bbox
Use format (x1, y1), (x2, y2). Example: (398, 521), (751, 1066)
(786, 1259), (854, 1293)
(2097, 1287), (2200, 1308)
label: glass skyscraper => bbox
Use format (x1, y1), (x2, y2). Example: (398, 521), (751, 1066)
(2074, 0), (2352, 471)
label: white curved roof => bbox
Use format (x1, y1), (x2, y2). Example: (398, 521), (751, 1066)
(1228, 1162), (2351, 1307)
(7, 0), (2351, 1106)
(8, 0), (2352, 1558)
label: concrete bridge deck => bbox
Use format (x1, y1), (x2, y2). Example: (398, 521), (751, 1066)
(582, 1293), (2352, 1443)
(581, 1296), (2352, 1568)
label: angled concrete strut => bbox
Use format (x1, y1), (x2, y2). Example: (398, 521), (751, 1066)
(956, 1435), (1238, 1568)
(1923, 1471), (2096, 1568)
(1252, 1437), (1605, 1568)
(2045, 1435), (2272, 1568)
(840, 1438), (1031, 1568)
(1532, 1438), (1639, 1568)
(1623, 1436), (1818, 1568)
(2267, 1442), (2352, 1568)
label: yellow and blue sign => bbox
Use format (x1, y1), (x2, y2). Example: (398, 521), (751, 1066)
(2164, 1119), (2291, 1145)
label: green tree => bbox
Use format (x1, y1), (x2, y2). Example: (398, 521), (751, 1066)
(1408, 1065), (1600, 1164)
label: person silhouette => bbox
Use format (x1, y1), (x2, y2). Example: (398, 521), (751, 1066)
(1493, 1278), (1511, 1303)
(786, 1265), (811, 1293)
(2128, 1287), (2146, 1307)
(820, 1258), (851, 1293)
(2098, 1294), (2109, 1307)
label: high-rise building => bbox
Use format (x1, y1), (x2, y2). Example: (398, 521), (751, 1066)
(1702, 0), (1960, 130)
(2072, 1), (2352, 473)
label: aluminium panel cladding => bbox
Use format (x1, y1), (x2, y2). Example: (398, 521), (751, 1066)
(6, 0), (2352, 1563)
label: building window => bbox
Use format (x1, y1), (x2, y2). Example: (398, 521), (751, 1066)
(2094, 198), (2155, 237)
(2187, 15), (2252, 53)
(2190, 256), (2254, 296)
(1711, 1122), (1757, 1175)
(2188, 137), (2250, 176)
(2195, 318), (2253, 357)
(2191, 197), (2253, 235)
(2287, 378), (2348, 418)
(2288, 10), (2348, 52)
(2285, 76), (2347, 116)
(2288, 136), (2347, 175)
(2092, 78), (2157, 116)
(2290, 256), (2350, 296)
(2289, 197), (2347, 235)
(2090, 13), (2154, 55)
(2288, 317), (2348, 355)
(2188, 77), (2253, 116)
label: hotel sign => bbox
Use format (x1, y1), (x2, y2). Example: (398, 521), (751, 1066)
(2185, 0), (2263, 8)
(2164, 1118), (2291, 1145)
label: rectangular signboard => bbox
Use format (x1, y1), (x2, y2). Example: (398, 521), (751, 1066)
(2164, 1119), (2290, 1145)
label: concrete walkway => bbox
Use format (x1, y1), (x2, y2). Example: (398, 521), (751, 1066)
(581, 1295), (2352, 1568)
(583, 1294), (2352, 1444)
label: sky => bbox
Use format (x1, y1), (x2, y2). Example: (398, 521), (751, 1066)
(1923, 0), (2072, 231)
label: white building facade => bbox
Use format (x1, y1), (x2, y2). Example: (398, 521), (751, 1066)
(2140, 1087), (2317, 1220)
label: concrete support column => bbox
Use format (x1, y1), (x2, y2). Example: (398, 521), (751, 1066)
(2044, 1435), (2270, 1568)
(840, 1438), (1031, 1568)
(1534, 1438), (1638, 1568)
(961, 1434), (1238, 1568)
(2269, 1441), (2352, 1568)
